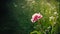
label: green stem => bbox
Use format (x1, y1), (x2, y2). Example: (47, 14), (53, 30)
(37, 20), (45, 34)
(51, 26), (53, 34)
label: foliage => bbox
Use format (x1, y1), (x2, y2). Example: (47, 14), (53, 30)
(0, 0), (59, 34)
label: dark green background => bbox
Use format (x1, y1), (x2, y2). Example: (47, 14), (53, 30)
(0, 0), (34, 34)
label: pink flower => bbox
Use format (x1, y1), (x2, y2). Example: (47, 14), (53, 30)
(31, 13), (43, 23)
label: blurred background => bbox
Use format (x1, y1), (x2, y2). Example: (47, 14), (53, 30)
(0, 0), (60, 34)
